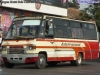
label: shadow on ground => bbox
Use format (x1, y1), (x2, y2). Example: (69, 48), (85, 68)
(85, 58), (100, 62)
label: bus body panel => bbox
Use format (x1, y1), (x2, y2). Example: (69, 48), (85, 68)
(2, 38), (99, 64)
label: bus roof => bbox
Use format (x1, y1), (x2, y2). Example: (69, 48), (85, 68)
(45, 15), (96, 24)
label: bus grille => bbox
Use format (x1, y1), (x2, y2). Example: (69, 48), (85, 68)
(8, 48), (25, 54)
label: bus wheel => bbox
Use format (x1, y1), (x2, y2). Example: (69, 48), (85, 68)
(4, 62), (15, 68)
(70, 53), (82, 66)
(35, 54), (46, 69)
(48, 62), (57, 66)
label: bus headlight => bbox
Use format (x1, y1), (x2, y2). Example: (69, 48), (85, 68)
(27, 45), (36, 50)
(29, 46), (33, 50)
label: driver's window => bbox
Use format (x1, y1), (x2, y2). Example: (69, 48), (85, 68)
(39, 21), (45, 37)
(5, 22), (16, 39)
(6, 29), (11, 39)
(6, 24), (16, 38)
(12, 24), (16, 36)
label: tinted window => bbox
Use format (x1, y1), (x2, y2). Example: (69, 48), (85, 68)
(82, 23), (89, 29)
(53, 18), (71, 38)
(89, 24), (95, 29)
(70, 21), (81, 28)
(71, 28), (83, 39)
(53, 18), (97, 40)
(82, 23), (97, 40)
(70, 21), (83, 39)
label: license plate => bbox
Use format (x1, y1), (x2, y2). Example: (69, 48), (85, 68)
(11, 54), (19, 58)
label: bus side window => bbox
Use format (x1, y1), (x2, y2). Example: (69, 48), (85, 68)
(54, 19), (71, 38)
(71, 28), (76, 38)
(82, 23), (97, 40)
(71, 21), (83, 39)
(54, 25), (63, 38)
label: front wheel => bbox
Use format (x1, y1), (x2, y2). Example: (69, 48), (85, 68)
(4, 62), (15, 68)
(35, 54), (46, 69)
(70, 53), (82, 66)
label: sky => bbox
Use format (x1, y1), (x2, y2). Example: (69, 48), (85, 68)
(79, 4), (89, 10)
(68, 0), (89, 10)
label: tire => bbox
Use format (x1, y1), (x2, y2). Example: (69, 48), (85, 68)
(70, 53), (82, 66)
(48, 62), (57, 66)
(35, 54), (46, 69)
(4, 62), (15, 68)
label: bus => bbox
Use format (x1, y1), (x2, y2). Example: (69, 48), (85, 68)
(1, 14), (99, 69)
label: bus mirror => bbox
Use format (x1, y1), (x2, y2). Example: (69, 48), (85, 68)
(47, 20), (51, 26)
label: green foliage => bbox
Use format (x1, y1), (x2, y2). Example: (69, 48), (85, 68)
(79, 4), (100, 31)
(68, 0), (80, 9)
(79, 10), (91, 21)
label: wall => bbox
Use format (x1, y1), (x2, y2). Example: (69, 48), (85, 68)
(0, 7), (33, 35)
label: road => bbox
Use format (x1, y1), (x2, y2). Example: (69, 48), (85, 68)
(2, 59), (100, 75)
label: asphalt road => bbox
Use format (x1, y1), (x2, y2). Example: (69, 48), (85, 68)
(2, 59), (100, 75)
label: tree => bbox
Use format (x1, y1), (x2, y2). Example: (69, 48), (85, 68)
(94, 3), (100, 31)
(79, 5), (94, 20)
(79, 3), (100, 31)
(68, 0), (80, 9)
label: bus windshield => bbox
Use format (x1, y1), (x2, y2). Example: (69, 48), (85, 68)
(5, 20), (41, 39)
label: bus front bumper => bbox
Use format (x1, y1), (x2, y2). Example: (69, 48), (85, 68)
(2, 54), (38, 64)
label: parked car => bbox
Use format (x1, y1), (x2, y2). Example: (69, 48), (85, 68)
(0, 55), (2, 75)
(0, 28), (2, 75)
(98, 43), (100, 59)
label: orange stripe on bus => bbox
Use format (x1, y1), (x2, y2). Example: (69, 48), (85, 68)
(36, 46), (84, 49)
(2, 45), (89, 50)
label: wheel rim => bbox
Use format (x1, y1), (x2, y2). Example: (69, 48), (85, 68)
(40, 57), (45, 66)
(78, 56), (82, 64)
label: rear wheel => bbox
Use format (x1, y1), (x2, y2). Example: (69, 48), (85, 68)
(35, 54), (46, 69)
(70, 53), (82, 66)
(4, 62), (15, 68)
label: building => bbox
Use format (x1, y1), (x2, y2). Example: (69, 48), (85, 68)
(0, 0), (68, 36)
(0, 7), (34, 36)
(67, 8), (80, 20)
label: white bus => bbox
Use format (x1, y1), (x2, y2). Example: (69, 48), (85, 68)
(1, 15), (99, 69)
